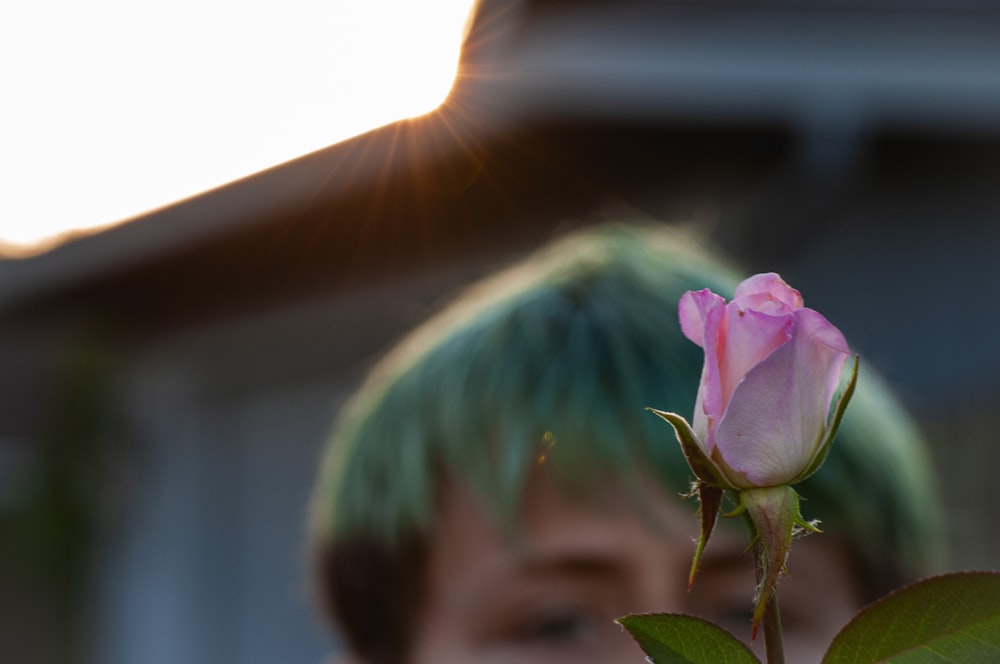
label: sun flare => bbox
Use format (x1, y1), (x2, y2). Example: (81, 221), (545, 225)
(0, 0), (475, 257)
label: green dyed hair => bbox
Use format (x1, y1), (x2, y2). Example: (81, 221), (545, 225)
(309, 222), (942, 660)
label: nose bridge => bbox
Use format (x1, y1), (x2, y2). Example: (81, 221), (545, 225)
(631, 544), (690, 615)
(615, 494), (701, 617)
(604, 554), (693, 664)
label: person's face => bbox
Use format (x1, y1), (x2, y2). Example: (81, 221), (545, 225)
(409, 472), (864, 664)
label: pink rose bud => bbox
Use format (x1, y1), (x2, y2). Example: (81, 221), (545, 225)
(650, 273), (858, 635)
(678, 272), (853, 489)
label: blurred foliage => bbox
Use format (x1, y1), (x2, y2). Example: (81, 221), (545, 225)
(0, 337), (114, 664)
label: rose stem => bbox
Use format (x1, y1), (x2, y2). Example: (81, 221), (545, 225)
(762, 590), (785, 664)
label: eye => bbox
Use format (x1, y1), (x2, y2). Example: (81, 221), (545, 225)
(520, 607), (599, 645)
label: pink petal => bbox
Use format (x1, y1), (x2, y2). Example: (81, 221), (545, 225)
(697, 299), (729, 448)
(716, 303), (794, 415)
(733, 273), (803, 314)
(691, 375), (710, 444)
(712, 309), (851, 487)
(798, 307), (851, 357)
(679, 289), (726, 348)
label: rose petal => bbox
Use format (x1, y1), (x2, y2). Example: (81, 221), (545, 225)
(678, 289), (726, 348)
(733, 273), (803, 314)
(681, 289), (728, 445)
(691, 367), (710, 443)
(696, 298), (729, 449)
(713, 309), (851, 487)
(717, 303), (794, 414)
(797, 307), (851, 357)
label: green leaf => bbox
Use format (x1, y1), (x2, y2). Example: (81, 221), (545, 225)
(823, 571), (1000, 663)
(618, 613), (762, 664)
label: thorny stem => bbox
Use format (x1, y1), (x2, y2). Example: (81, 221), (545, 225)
(762, 590), (785, 664)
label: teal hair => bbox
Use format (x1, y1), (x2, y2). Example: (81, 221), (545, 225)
(310, 222), (943, 586)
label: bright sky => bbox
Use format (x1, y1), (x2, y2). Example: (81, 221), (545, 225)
(0, 0), (475, 257)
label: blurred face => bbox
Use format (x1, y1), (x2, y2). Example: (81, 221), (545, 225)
(408, 472), (863, 664)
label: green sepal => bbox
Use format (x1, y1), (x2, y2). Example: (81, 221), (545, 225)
(647, 408), (732, 589)
(739, 485), (801, 639)
(646, 409), (729, 488)
(689, 484), (724, 591)
(796, 354), (859, 484)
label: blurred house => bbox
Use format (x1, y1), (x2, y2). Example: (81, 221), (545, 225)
(2, 1), (1000, 662)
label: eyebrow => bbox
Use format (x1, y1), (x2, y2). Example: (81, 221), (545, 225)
(513, 550), (632, 581)
(453, 551), (636, 643)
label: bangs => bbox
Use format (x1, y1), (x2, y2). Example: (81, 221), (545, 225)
(318, 224), (731, 543)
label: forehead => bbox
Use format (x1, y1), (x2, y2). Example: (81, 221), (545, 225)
(427, 470), (700, 588)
